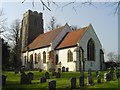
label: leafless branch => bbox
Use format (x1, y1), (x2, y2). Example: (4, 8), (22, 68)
(22, 0), (26, 3)
(40, 0), (51, 11)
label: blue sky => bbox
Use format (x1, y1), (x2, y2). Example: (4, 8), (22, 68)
(1, 2), (118, 60)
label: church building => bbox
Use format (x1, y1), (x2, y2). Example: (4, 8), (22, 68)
(20, 10), (105, 71)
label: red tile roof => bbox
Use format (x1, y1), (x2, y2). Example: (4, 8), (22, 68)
(56, 25), (89, 49)
(23, 26), (65, 51)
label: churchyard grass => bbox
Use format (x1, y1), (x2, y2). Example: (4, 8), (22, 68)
(2, 70), (120, 89)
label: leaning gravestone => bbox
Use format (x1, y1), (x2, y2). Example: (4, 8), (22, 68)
(45, 72), (50, 79)
(40, 76), (46, 83)
(27, 72), (34, 80)
(88, 74), (94, 85)
(71, 77), (76, 89)
(56, 72), (61, 78)
(79, 72), (84, 86)
(2, 75), (6, 86)
(97, 75), (101, 83)
(58, 68), (61, 73)
(62, 66), (65, 72)
(49, 80), (56, 90)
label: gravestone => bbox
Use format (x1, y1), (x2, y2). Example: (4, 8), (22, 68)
(56, 72), (61, 78)
(97, 75), (101, 83)
(39, 69), (43, 72)
(20, 66), (25, 73)
(62, 66), (65, 72)
(27, 72), (34, 80)
(45, 72), (50, 79)
(14, 69), (19, 74)
(96, 71), (99, 76)
(66, 67), (69, 72)
(40, 76), (46, 83)
(58, 68), (61, 73)
(2, 75), (6, 86)
(49, 80), (56, 90)
(71, 77), (76, 89)
(51, 69), (56, 76)
(79, 72), (84, 86)
(104, 72), (111, 82)
(88, 74), (94, 85)
(20, 73), (31, 84)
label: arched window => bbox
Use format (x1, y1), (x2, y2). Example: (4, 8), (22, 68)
(38, 53), (41, 62)
(87, 39), (95, 61)
(34, 53), (38, 64)
(56, 54), (58, 65)
(67, 50), (73, 62)
(43, 51), (46, 63)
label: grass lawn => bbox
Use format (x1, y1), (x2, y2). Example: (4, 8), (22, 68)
(2, 70), (120, 90)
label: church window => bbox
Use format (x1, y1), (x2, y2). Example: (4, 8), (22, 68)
(87, 38), (95, 61)
(43, 51), (46, 63)
(67, 50), (73, 62)
(35, 53), (38, 64)
(38, 53), (41, 62)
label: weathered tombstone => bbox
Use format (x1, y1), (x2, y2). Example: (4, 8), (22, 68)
(88, 74), (94, 85)
(96, 71), (99, 76)
(49, 80), (56, 90)
(40, 76), (46, 83)
(45, 72), (50, 79)
(71, 77), (76, 89)
(27, 72), (34, 80)
(51, 69), (56, 76)
(56, 72), (61, 78)
(20, 73), (31, 84)
(97, 75), (101, 83)
(20, 66), (25, 73)
(58, 68), (61, 73)
(66, 67), (69, 72)
(2, 75), (6, 85)
(79, 72), (84, 86)
(62, 66), (65, 72)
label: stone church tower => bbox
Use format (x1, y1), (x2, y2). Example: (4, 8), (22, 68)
(20, 10), (44, 51)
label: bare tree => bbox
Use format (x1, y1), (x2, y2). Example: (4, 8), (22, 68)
(47, 16), (61, 31)
(9, 19), (21, 70)
(22, 0), (120, 14)
(0, 9), (7, 35)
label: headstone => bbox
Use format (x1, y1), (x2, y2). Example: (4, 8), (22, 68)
(40, 76), (46, 83)
(79, 72), (84, 86)
(96, 71), (99, 76)
(20, 66), (25, 73)
(88, 74), (94, 85)
(27, 72), (34, 80)
(39, 69), (43, 72)
(2, 75), (6, 85)
(56, 72), (61, 78)
(45, 72), (50, 79)
(62, 66), (65, 72)
(58, 68), (61, 73)
(71, 77), (76, 89)
(97, 75), (101, 83)
(14, 69), (19, 74)
(66, 67), (69, 72)
(51, 69), (56, 76)
(104, 72), (111, 82)
(49, 80), (56, 90)
(20, 73), (31, 84)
